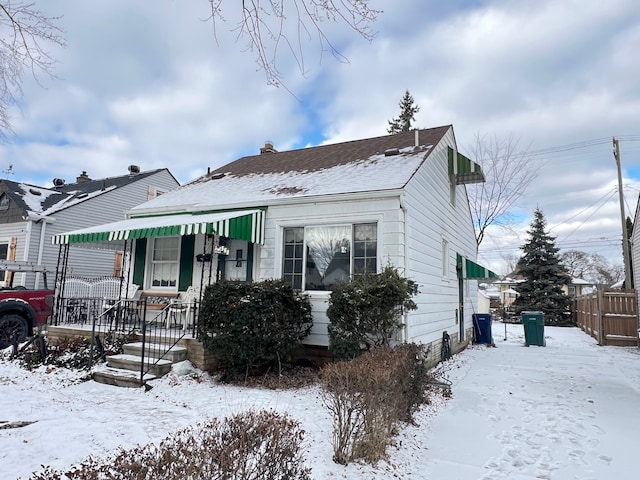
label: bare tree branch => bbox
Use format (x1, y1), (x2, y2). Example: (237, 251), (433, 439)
(207, 0), (380, 87)
(467, 133), (540, 247)
(0, 1), (65, 141)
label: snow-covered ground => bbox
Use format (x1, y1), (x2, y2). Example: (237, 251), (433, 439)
(1, 323), (639, 479)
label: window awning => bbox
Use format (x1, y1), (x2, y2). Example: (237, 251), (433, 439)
(52, 209), (266, 245)
(448, 147), (485, 185)
(457, 253), (497, 280)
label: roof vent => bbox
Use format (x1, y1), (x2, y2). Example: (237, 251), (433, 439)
(128, 165), (140, 174)
(53, 178), (66, 187)
(210, 172), (226, 180)
(384, 148), (400, 156)
(29, 188), (42, 196)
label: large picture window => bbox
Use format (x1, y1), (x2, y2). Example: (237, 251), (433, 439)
(149, 236), (180, 288)
(282, 223), (377, 291)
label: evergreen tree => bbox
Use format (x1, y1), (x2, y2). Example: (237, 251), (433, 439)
(514, 208), (572, 326)
(387, 90), (420, 134)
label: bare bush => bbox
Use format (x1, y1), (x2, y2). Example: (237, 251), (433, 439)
(30, 410), (311, 480)
(321, 344), (432, 465)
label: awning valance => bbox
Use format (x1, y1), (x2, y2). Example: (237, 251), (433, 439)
(457, 253), (498, 280)
(52, 209), (266, 245)
(448, 147), (485, 185)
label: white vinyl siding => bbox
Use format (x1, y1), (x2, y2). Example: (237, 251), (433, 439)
(402, 128), (478, 345)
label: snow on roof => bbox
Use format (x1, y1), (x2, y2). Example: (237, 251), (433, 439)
(17, 184), (61, 214)
(132, 147), (433, 213)
(43, 185), (117, 215)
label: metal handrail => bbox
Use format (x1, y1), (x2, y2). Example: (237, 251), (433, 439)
(139, 302), (187, 386)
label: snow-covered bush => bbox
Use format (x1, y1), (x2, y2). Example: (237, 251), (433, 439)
(198, 279), (313, 379)
(30, 410), (311, 480)
(327, 266), (418, 360)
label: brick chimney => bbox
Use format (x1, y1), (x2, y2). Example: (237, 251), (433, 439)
(260, 141), (277, 154)
(76, 171), (91, 183)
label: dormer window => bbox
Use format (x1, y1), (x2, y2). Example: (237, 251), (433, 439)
(0, 193), (9, 211)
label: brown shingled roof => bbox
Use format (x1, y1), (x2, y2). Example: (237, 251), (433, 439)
(210, 125), (452, 177)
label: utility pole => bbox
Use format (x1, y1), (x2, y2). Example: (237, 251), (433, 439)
(614, 137), (632, 289)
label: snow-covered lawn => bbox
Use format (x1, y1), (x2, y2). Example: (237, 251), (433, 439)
(1, 323), (639, 479)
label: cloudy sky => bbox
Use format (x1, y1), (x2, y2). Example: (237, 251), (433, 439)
(1, 0), (639, 275)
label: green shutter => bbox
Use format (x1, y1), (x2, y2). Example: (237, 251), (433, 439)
(179, 235), (195, 291)
(246, 242), (254, 282)
(133, 238), (147, 287)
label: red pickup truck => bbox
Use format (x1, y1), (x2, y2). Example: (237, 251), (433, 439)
(0, 288), (54, 349)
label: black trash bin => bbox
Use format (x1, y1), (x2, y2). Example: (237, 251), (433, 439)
(472, 313), (492, 344)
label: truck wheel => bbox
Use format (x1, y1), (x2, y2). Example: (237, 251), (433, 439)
(0, 314), (29, 349)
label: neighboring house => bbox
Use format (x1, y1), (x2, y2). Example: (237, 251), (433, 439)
(477, 282), (501, 314)
(53, 126), (495, 354)
(0, 167), (179, 289)
(495, 274), (594, 307)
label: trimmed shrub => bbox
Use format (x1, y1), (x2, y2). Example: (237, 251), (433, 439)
(198, 279), (313, 379)
(30, 410), (311, 480)
(327, 266), (418, 359)
(321, 344), (432, 465)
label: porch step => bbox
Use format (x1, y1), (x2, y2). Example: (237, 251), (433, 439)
(106, 354), (173, 377)
(92, 365), (157, 388)
(123, 342), (188, 363)
(93, 340), (190, 388)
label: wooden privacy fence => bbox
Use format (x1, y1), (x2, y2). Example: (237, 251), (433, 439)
(574, 289), (639, 346)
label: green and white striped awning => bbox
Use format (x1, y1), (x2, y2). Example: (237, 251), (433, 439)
(448, 147), (485, 185)
(457, 253), (498, 280)
(52, 209), (266, 245)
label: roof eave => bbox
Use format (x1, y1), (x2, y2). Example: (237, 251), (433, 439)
(127, 188), (405, 218)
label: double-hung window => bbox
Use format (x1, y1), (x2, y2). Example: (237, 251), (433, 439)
(282, 223), (377, 291)
(149, 237), (180, 289)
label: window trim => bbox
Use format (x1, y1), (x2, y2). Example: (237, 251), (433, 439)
(280, 220), (380, 292)
(441, 237), (450, 279)
(146, 236), (181, 291)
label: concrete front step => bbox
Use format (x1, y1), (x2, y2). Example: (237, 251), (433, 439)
(123, 342), (188, 363)
(106, 353), (173, 377)
(92, 365), (156, 388)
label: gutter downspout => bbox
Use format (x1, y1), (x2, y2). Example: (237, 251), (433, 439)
(22, 219), (33, 287)
(400, 194), (409, 343)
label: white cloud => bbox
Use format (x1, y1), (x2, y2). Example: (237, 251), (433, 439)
(1, 0), (638, 274)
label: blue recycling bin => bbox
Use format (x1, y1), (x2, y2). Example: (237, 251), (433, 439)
(472, 313), (492, 344)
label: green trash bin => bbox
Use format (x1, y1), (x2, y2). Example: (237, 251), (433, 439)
(522, 311), (545, 346)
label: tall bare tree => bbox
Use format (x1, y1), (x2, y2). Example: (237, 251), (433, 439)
(467, 133), (540, 247)
(560, 250), (623, 288)
(207, 0), (380, 86)
(0, 2), (65, 141)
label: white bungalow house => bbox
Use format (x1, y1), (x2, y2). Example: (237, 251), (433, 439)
(52, 126), (495, 356)
(0, 167), (179, 289)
